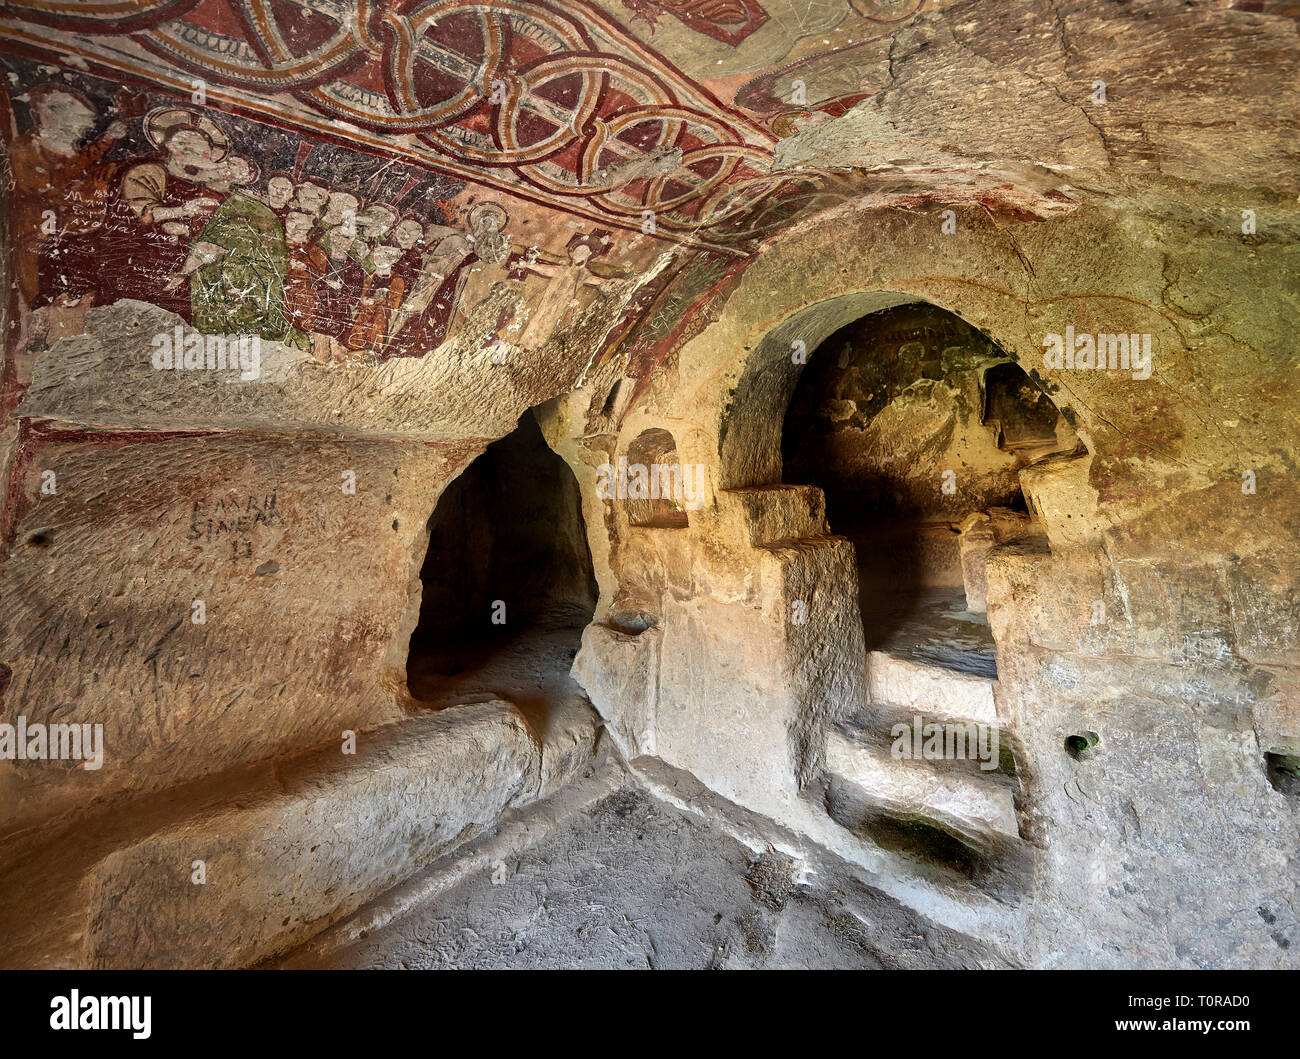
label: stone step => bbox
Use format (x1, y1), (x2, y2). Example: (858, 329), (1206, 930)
(841, 702), (1019, 779)
(867, 649), (999, 726)
(720, 484), (829, 547)
(826, 730), (1020, 841)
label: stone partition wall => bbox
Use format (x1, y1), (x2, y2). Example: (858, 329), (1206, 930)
(0, 427), (477, 828)
(987, 520), (1299, 967)
(562, 190), (1299, 965)
(0, 267), (659, 835)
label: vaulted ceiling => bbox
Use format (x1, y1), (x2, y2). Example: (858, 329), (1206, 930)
(1, 0), (1296, 383)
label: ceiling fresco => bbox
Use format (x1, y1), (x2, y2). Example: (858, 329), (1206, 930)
(0, 1), (964, 249)
(0, 1), (1035, 380)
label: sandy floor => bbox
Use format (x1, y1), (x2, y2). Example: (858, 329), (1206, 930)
(407, 604), (590, 716)
(276, 779), (1005, 970)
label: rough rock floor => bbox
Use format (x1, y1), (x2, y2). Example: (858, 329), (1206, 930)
(276, 777), (1004, 970)
(407, 604), (589, 716)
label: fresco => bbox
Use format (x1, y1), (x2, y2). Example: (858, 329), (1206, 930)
(621, 0), (772, 44)
(0, 0), (794, 252)
(2, 56), (667, 370)
(0, 0), (978, 383)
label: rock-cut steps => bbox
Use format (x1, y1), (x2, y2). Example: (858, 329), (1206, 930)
(824, 649), (1031, 900)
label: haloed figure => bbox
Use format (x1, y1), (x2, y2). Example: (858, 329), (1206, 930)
(10, 83), (125, 348)
(514, 234), (624, 352)
(122, 108), (286, 336)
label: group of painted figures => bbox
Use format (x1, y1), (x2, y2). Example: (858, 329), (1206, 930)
(12, 86), (627, 364)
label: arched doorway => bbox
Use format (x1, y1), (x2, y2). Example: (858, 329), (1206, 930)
(781, 302), (1076, 677)
(406, 410), (599, 714)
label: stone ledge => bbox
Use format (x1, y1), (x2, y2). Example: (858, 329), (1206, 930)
(826, 731), (1020, 841)
(79, 701), (542, 969)
(573, 621), (660, 760)
(868, 651), (999, 726)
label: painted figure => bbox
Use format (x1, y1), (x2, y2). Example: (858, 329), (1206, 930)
(166, 156), (287, 338)
(113, 108), (233, 319)
(514, 233), (623, 351)
(264, 174), (295, 213)
(292, 181), (329, 218)
(315, 222), (366, 357)
(10, 84), (123, 316)
(447, 202), (515, 332)
(345, 244), (406, 358)
(282, 210), (330, 350)
(386, 202), (510, 355)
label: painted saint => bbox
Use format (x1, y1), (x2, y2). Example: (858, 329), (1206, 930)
(10, 84), (123, 314)
(114, 107), (286, 335)
(514, 233), (624, 352)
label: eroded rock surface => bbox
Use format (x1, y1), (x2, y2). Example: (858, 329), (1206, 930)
(0, 0), (1296, 971)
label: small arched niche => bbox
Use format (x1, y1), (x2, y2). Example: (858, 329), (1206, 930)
(983, 360), (1077, 460)
(625, 427), (690, 529)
